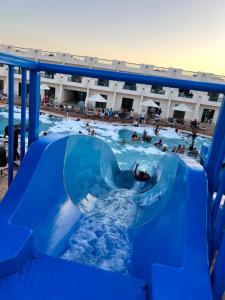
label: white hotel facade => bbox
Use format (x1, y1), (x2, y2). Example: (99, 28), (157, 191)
(0, 44), (224, 124)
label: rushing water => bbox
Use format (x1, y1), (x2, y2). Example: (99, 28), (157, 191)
(62, 189), (137, 274)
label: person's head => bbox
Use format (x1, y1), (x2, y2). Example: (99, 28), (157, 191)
(162, 144), (168, 152)
(78, 131), (82, 134)
(178, 144), (181, 149)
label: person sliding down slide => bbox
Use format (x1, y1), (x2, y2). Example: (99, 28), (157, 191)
(133, 164), (150, 182)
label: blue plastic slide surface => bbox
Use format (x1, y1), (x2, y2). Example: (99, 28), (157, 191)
(0, 134), (212, 299)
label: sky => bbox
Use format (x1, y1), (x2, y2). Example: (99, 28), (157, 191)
(1, 0), (225, 75)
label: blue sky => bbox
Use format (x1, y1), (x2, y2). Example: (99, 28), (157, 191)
(1, 0), (225, 74)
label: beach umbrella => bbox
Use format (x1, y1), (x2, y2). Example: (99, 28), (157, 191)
(86, 94), (107, 103)
(142, 99), (159, 108)
(172, 103), (193, 112)
(40, 84), (50, 90)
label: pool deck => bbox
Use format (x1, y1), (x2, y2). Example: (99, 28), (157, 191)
(0, 170), (8, 200)
(0, 168), (17, 201)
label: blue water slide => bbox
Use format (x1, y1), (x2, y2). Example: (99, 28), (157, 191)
(0, 134), (212, 299)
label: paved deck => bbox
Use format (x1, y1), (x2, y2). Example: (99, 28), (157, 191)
(0, 168), (16, 201)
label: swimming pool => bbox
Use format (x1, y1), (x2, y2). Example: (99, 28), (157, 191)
(0, 106), (211, 171)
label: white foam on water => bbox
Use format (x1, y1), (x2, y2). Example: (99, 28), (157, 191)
(124, 144), (164, 156)
(48, 118), (84, 134)
(39, 114), (54, 124)
(158, 128), (181, 139)
(112, 148), (122, 154)
(62, 189), (136, 274)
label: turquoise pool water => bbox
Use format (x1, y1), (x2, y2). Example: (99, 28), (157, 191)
(0, 106), (210, 171)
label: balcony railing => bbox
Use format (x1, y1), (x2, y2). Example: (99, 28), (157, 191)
(208, 96), (219, 102)
(123, 83), (137, 91)
(40, 72), (55, 79)
(96, 79), (109, 87)
(14, 67), (22, 75)
(68, 75), (82, 83)
(178, 90), (193, 98)
(151, 88), (165, 95)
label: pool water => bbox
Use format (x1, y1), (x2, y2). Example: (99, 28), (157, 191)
(0, 106), (211, 171)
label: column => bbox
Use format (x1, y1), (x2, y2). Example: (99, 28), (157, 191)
(57, 83), (63, 104)
(8, 65), (14, 186)
(139, 85), (145, 114)
(194, 102), (200, 121)
(20, 69), (27, 161)
(112, 82), (117, 110)
(166, 98), (171, 119)
(28, 70), (40, 146)
(84, 82), (90, 107)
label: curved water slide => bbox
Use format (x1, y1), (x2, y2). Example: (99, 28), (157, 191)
(0, 134), (212, 299)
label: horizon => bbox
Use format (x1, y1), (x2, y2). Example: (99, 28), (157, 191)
(1, 0), (225, 75)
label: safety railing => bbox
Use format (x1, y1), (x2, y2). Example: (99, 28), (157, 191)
(0, 51), (225, 299)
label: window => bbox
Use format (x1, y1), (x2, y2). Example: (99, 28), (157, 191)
(14, 67), (22, 74)
(178, 89), (193, 98)
(69, 75), (82, 83)
(173, 110), (185, 120)
(96, 94), (107, 109)
(0, 80), (4, 92)
(123, 82), (137, 91)
(151, 85), (165, 94)
(201, 109), (215, 123)
(44, 72), (55, 79)
(121, 97), (133, 112)
(208, 92), (219, 102)
(45, 87), (56, 101)
(97, 79), (109, 87)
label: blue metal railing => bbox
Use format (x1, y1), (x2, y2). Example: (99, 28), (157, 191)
(20, 69), (27, 161)
(1, 52), (225, 299)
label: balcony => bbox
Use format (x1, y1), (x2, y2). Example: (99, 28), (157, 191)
(68, 75), (82, 83)
(208, 92), (219, 102)
(41, 72), (55, 79)
(123, 82), (137, 91)
(96, 78), (109, 87)
(14, 67), (22, 74)
(151, 86), (165, 95)
(178, 89), (193, 98)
